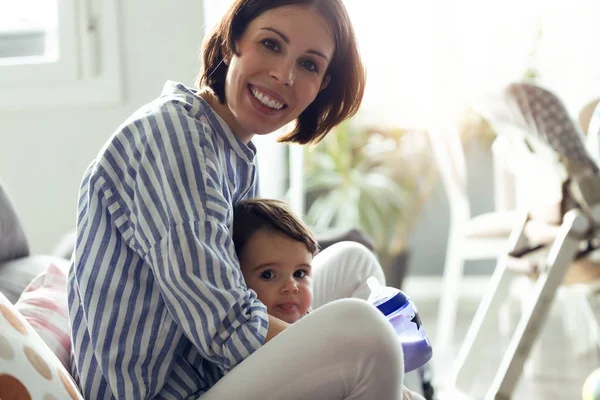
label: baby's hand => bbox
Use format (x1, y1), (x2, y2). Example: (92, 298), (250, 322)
(402, 390), (412, 400)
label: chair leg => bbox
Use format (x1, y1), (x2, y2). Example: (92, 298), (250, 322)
(443, 211), (531, 398)
(443, 254), (519, 398)
(485, 209), (588, 400)
(498, 277), (530, 337)
(444, 210), (589, 399)
(436, 230), (466, 352)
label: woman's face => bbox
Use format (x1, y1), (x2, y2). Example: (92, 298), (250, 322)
(221, 6), (334, 143)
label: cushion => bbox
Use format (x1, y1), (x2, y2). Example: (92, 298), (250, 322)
(0, 255), (68, 304)
(15, 262), (70, 368)
(0, 179), (29, 262)
(466, 211), (518, 238)
(51, 230), (76, 260)
(0, 291), (82, 399)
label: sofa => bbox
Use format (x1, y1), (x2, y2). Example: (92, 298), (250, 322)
(0, 181), (72, 304)
(0, 178), (380, 399)
(0, 179), (82, 398)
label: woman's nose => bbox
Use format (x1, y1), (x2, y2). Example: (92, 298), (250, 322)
(270, 60), (295, 86)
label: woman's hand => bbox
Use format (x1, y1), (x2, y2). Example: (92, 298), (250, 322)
(265, 314), (290, 343)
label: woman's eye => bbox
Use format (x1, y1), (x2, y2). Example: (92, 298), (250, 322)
(260, 270), (275, 280)
(261, 39), (280, 52)
(294, 270), (307, 279)
(300, 59), (318, 73)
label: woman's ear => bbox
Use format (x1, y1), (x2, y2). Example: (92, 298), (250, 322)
(222, 44), (234, 66)
(224, 41), (240, 66)
(320, 75), (331, 91)
(222, 49), (231, 66)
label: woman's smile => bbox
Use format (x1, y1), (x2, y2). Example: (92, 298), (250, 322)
(247, 84), (288, 116)
(248, 84), (287, 110)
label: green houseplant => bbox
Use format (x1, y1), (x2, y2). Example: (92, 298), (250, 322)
(304, 119), (438, 287)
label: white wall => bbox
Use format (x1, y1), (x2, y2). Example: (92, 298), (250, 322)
(3, 0), (600, 273)
(0, 0), (207, 253)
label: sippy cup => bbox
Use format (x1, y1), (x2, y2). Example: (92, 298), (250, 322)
(367, 276), (432, 372)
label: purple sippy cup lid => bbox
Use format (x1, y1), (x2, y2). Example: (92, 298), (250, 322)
(367, 277), (409, 316)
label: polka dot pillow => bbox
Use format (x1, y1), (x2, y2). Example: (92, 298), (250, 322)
(0, 291), (82, 400)
(15, 262), (71, 368)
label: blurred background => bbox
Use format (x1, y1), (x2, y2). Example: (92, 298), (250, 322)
(1, 0), (600, 283)
(3, 1), (600, 398)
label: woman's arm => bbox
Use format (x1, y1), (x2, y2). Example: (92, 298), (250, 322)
(265, 314), (290, 343)
(99, 98), (271, 373)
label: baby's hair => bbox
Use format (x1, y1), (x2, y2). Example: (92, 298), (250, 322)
(232, 199), (319, 258)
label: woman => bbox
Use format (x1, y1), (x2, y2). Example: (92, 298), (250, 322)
(68, 0), (421, 398)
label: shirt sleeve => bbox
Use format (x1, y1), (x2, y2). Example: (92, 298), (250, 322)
(145, 217), (268, 371)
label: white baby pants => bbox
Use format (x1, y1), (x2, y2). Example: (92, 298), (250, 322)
(203, 241), (424, 400)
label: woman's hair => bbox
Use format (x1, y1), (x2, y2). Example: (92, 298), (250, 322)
(197, 0), (365, 145)
(232, 199), (319, 258)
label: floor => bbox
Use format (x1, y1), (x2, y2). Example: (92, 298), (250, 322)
(406, 293), (599, 400)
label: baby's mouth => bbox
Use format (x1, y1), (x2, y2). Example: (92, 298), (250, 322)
(275, 303), (298, 312)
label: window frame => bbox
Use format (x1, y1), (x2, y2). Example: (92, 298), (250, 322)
(0, 0), (122, 109)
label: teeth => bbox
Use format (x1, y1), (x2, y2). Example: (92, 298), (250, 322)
(251, 87), (284, 110)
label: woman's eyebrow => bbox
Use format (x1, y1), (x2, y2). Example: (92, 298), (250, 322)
(260, 27), (330, 62)
(261, 27), (290, 43)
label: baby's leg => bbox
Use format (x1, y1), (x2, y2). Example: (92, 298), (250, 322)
(202, 299), (409, 400)
(312, 241), (386, 308)
(310, 241), (426, 400)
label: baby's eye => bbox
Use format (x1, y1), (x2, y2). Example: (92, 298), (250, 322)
(261, 39), (280, 52)
(294, 270), (307, 279)
(260, 270), (275, 280)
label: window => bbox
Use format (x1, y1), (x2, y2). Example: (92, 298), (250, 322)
(0, 0), (59, 61)
(0, 0), (121, 109)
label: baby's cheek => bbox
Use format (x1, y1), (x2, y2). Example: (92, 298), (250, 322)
(303, 288), (314, 313)
(250, 284), (271, 309)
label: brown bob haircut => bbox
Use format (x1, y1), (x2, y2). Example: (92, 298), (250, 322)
(196, 0), (366, 145)
(232, 199), (319, 259)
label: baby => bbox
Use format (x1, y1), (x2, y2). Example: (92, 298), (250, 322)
(232, 198), (421, 400)
(232, 198), (317, 323)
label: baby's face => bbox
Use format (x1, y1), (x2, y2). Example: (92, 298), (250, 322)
(239, 229), (313, 323)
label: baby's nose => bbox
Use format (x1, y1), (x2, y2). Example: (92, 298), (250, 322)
(281, 280), (299, 293)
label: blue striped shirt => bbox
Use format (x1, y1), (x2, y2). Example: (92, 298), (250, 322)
(68, 81), (269, 399)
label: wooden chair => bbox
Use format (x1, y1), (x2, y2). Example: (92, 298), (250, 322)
(443, 82), (600, 399)
(428, 118), (521, 353)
